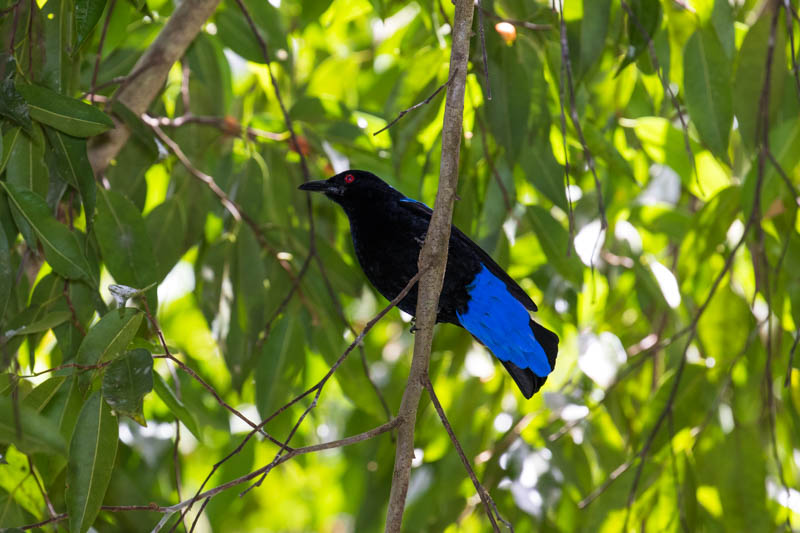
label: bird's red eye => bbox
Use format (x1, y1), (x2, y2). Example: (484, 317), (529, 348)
(344, 174), (355, 184)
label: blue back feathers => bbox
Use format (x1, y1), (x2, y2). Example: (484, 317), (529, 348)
(456, 264), (552, 377)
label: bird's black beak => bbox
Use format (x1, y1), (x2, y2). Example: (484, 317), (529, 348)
(298, 180), (331, 192)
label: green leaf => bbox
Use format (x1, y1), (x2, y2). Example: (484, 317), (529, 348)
(0, 396), (68, 455)
(579, 0), (611, 75)
(101, 348), (153, 425)
(619, 0), (661, 73)
(152, 373), (202, 441)
(255, 314), (304, 420)
(44, 128), (97, 225)
(66, 391), (118, 533)
(94, 188), (158, 306)
(75, 308), (143, 367)
(16, 84), (114, 137)
(3, 311), (70, 337)
(75, 0), (108, 48)
(0, 60), (32, 133)
(23, 377), (67, 412)
(733, 13), (786, 153)
(0, 127), (22, 175)
(145, 197), (187, 282)
(525, 206), (583, 285)
(487, 44), (530, 167)
(0, 182), (97, 285)
(683, 29), (732, 163)
(5, 123), (48, 204)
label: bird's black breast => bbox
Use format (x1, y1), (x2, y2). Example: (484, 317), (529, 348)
(345, 199), (481, 324)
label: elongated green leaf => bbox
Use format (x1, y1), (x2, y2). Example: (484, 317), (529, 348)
(75, 308), (143, 367)
(16, 84), (114, 137)
(45, 128), (97, 225)
(0, 396), (67, 455)
(256, 314), (304, 419)
(6, 124), (47, 197)
(684, 29), (732, 163)
(75, 0), (107, 48)
(0, 182), (97, 285)
(152, 373), (202, 440)
(94, 188), (158, 306)
(0, 127), (22, 175)
(619, 0), (661, 72)
(3, 311), (70, 337)
(66, 391), (118, 533)
(733, 14), (786, 152)
(525, 206), (583, 285)
(101, 348), (153, 425)
(23, 377), (67, 412)
(145, 197), (187, 282)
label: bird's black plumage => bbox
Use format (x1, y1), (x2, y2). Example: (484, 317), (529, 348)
(299, 170), (559, 398)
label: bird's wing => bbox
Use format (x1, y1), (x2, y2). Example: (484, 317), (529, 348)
(397, 198), (538, 312)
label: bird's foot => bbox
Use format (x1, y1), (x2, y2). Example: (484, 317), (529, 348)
(409, 320), (418, 334)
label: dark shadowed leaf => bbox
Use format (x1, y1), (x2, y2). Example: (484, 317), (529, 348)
(102, 348), (153, 425)
(145, 198), (187, 282)
(0, 396), (67, 455)
(66, 391), (118, 533)
(45, 128), (97, 225)
(75, 0), (108, 48)
(0, 182), (96, 285)
(75, 308), (143, 367)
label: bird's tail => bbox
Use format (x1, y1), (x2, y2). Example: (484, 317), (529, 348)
(500, 320), (559, 399)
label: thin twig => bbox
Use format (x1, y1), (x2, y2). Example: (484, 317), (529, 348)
(424, 376), (506, 532)
(373, 72), (455, 136)
(138, 296), (287, 451)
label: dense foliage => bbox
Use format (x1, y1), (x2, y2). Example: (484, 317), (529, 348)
(0, 0), (799, 531)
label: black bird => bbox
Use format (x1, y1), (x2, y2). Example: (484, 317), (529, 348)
(299, 170), (559, 398)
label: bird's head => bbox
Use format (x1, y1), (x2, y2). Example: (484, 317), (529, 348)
(298, 170), (403, 209)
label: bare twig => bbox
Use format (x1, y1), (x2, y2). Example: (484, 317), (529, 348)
(373, 72), (455, 136)
(424, 376), (507, 532)
(385, 2), (474, 531)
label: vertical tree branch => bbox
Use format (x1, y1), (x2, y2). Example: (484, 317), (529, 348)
(384, 1), (474, 531)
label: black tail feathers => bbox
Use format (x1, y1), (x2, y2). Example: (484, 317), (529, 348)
(500, 320), (559, 399)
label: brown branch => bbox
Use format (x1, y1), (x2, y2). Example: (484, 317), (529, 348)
(424, 377), (507, 531)
(88, 0), (222, 174)
(373, 72), (455, 136)
(22, 421), (399, 532)
(385, 2), (474, 531)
